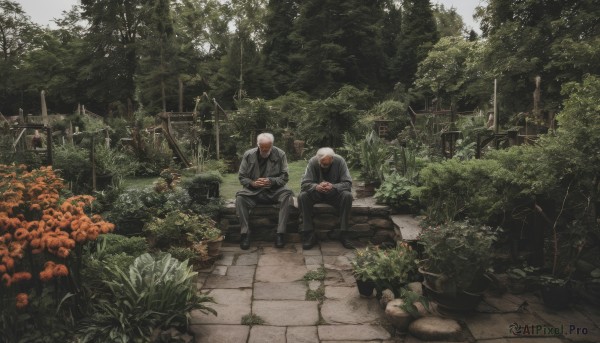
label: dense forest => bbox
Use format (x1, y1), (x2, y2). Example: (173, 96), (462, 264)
(1, 0), (599, 120)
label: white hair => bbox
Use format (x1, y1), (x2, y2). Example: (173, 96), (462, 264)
(316, 147), (335, 161)
(257, 132), (274, 145)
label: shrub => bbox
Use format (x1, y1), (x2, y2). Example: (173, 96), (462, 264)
(374, 173), (418, 210)
(419, 221), (498, 291)
(78, 253), (216, 342)
(144, 210), (221, 250)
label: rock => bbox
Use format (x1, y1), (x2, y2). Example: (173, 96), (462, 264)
(385, 299), (413, 331)
(408, 317), (462, 341)
(379, 289), (395, 308)
(407, 282), (422, 295)
(368, 218), (393, 229)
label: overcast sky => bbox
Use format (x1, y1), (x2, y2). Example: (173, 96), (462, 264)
(16, 0), (484, 33)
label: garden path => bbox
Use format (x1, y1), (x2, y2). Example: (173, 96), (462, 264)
(189, 240), (600, 343)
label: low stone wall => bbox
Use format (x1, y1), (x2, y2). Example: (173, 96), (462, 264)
(218, 197), (397, 244)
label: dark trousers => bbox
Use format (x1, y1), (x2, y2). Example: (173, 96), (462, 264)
(298, 189), (352, 233)
(236, 190), (293, 234)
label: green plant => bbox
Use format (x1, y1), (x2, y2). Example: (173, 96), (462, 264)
(168, 247), (198, 262)
(306, 285), (325, 301)
(144, 210), (221, 249)
(416, 158), (516, 224)
(241, 313), (265, 326)
(396, 288), (430, 318)
(348, 131), (390, 184)
(374, 172), (418, 210)
(351, 246), (379, 282)
(352, 244), (418, 295)
(371, 243), (419, 293)
(303, 267), (326, 281)
(78, 253), (216, 342)
(419, 220), (498, 292)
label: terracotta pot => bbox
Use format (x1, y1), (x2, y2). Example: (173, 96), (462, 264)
(206, 236), (224, 257)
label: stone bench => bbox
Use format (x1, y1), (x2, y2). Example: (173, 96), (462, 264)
(218, 197), (397, 244)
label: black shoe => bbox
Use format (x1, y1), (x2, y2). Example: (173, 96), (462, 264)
(275, 233), (285, 248)
(240, 233), (250, 250)
(302, 231), (317, 250)
(340, 235), (354, 249)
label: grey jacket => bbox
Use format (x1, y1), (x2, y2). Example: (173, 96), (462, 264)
(300, 155), (352, 193)
(236, 146), (291, 196)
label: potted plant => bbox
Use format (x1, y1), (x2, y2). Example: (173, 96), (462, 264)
(351, 243), (418, 297)
(200, 224), (225, 257)
(182, 172), (223, 204)
(418, 220), (498, 311)
(351, 246), (379, 296)
(371, 242), (419, 296)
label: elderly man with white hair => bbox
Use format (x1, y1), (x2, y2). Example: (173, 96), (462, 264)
(298, 147), (353, 249)
(236, 133), (294, 250)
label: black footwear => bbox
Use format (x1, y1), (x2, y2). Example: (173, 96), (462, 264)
(340, 235), (354, 249)
(302, 231), (317, 250)
(275, 233), (285, 248)
(240, 233), (251, 250)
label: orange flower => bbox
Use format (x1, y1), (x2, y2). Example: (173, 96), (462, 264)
(15, 293), (28, 309)
(2, 256), (14, 270)
(57, 247), (70, 258)
(30, 203), (41, 211)
(0, 264), (6, 273)
(13, 228), (29, 240)
(2, 273), (11, 286)
(43, 261), (56, 269)
(11, 272), (31, 283)
(53, 264), (68, 277)
(39, 270), (53, 282)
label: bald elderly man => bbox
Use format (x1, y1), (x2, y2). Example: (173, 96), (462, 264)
(298, 147), (353, 250)
(236, 133), (294, 250)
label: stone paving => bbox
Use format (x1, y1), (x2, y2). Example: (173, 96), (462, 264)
(189, 240), (600, 343)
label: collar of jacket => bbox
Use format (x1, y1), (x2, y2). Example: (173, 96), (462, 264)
(249, 146), (282, 163)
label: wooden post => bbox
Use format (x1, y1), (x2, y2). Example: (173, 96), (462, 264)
(41, 90), (49, 126)
(68, 121), (74, 145)
(45, 127), (53, 165)
(214, 98), (220, 160)
(91, 134), (96, 191)
(18, 108), (24, 124)
(178, 77), (184, 112)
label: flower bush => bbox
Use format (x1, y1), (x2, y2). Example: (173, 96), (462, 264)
(0, 164), (115, 309)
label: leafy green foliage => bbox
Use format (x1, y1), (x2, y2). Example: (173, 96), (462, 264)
(374, 173), (418, 210)
(305, 285), (325, 302)
(303, 267), (326, 281)
(419, 221), (498, 291)
(416, 158), (517, 224)
(78, 253), (216, 342)
(352, 244), (418, 295)
(144, 210), (221, 249)
(241, 313), (265, 326)
(396, 288), (430, 318)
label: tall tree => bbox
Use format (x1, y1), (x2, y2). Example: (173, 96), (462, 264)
(476, 0), (600, 115)
(433, 4), (465, 38)
(0, 0), (43, 114)
(136, 0), (180, 113)
(261, 0), (300, 97)
(393, 0), (439, 88)
(291, 0), (388, 97)
(79, 0), (148, 115)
